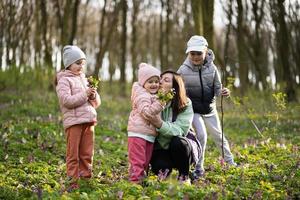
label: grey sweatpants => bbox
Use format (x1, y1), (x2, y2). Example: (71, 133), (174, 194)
(193, 111), (234, 171)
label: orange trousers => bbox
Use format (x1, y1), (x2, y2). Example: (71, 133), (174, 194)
(65, 123), (95, 180)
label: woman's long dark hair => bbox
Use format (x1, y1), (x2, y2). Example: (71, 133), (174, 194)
(161, 70), (188, 117)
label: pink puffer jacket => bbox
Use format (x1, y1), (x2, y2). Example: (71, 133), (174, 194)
(56, 70), (101, 130)
(127, 82), (164, 136)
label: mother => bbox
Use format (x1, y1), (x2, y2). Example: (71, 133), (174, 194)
(143, 70), (194, 182)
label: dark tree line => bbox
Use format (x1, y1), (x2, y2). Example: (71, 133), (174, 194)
(220, 0), (299, 100)
(0, 0), (298, 100)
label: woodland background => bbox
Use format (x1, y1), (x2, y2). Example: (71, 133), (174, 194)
(0, 0), (300, 199)
(0, 0), (299, 99)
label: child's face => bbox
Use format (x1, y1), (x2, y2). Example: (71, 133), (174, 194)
(144, 76), (160, 94)
(68, 59), (86, 75)
(188, 50), (206, 66)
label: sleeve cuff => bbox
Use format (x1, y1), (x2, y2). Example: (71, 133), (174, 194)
(157, 121), (168, 132)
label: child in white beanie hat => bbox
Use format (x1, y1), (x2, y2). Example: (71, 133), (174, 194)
(178, 35), (237, 180)
(55, 45), (101, 191)
(127, 63), (165, 183)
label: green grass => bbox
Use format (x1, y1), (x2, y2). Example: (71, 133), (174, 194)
(0, 70), (299, 199)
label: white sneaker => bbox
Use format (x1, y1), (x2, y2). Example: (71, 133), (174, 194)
(227, 160), (238, 167)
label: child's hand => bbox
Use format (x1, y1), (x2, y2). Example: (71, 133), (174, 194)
(221, 87), (230, 97)
(89, 89), (96, 100)
(88, 88), (96, 100)
(160, 100), (166, 107)
(86, 88), (95, 97)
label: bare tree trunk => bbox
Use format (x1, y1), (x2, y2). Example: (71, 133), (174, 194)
(131, 0), (139, 83)
(165, 0), (171, 70)
(54, 0), (77, 47)
(19, 3), (32, 67)
(53, 0), (63, 32)
(94, 1), (121, 77)
(62, 0), (72, 45)
(287, 1), (300, 84)
(236, 0), (249, 92)
(34, 0), (42, 68)
(120, 0), (127, 96)
(145, 19), (150, 62)
(251, 0), (268, 89)
(40, 0), (52, 68)
(191, 0), (203, 35)
(68, 0), (80, 45)
(6, 0), (16, 67)
(53, 0), (65, 69)
(108, 52), (117, 85)
(94, 0), (107, 77)
(223, 0), (233, 86)
(0, 1), (5, 70)
(151, 17), (159, 66)
(202, 0), (214, 48)
(159, 0), (166, 68)
(191, 0), (214, 48)
(79, 0), (91, 46)
(271, 0), (296, 101)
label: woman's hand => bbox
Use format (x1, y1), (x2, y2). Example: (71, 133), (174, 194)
(221, 87), (230, 97)
(143, 111), (163, 128)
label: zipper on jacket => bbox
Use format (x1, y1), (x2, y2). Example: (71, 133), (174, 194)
(198, 67), (204, 103)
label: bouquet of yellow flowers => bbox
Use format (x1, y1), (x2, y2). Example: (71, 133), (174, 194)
(157, 88), (175, 104)
(87, 76), (101, 89)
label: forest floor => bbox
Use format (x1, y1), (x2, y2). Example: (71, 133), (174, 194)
(0, 76), (299, 199)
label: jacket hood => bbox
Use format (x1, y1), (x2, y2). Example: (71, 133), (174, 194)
(183, 49), (215, 70)
(131, 82), (147, 101)
(56, 70), (85, 82)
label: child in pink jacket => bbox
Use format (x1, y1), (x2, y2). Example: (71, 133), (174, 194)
(56, 45), (101, 191)
(127, 63), (165, 183)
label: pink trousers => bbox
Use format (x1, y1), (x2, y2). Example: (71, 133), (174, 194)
(128, 137), (154, 183)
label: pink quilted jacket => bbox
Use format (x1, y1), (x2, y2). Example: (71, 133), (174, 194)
(56, 70), (101, 130)
(127, 82), (164, 136)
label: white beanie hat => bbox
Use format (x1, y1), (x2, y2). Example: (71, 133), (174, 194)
(63, 45), (86, 68)
(138, 63), (161, 86)
(185, 35), (208, 54)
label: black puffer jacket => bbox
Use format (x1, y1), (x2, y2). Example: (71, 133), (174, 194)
(177, 49), (222, 114)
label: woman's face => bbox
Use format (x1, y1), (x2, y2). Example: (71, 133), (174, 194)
(160, 73), (173, 92)
(188, 50), (206, 65)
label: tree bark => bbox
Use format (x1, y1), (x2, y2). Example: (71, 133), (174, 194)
(53, 0), (77, 47)
(40, 0), (52, 68)
(202, 0), (214, 48)
(159, 0), (166, 69)
(68, 0), (81, 45)
(236, 0), (249, 92)
(131, 0), (139, 83)
(287, 1), (300, 83)
(251, 0), (268, 89)
(223, 0), (233, 86)
(19, 6), (32, 67)
(0, 1), (5, 70)
(274, 0), (296, 101)
(94, 0), (121, 77)
(120, 0), (127, 96)
(165, 0), (171, 70)
(191, 0), (203, 35)
(79, 0), (91, 46)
